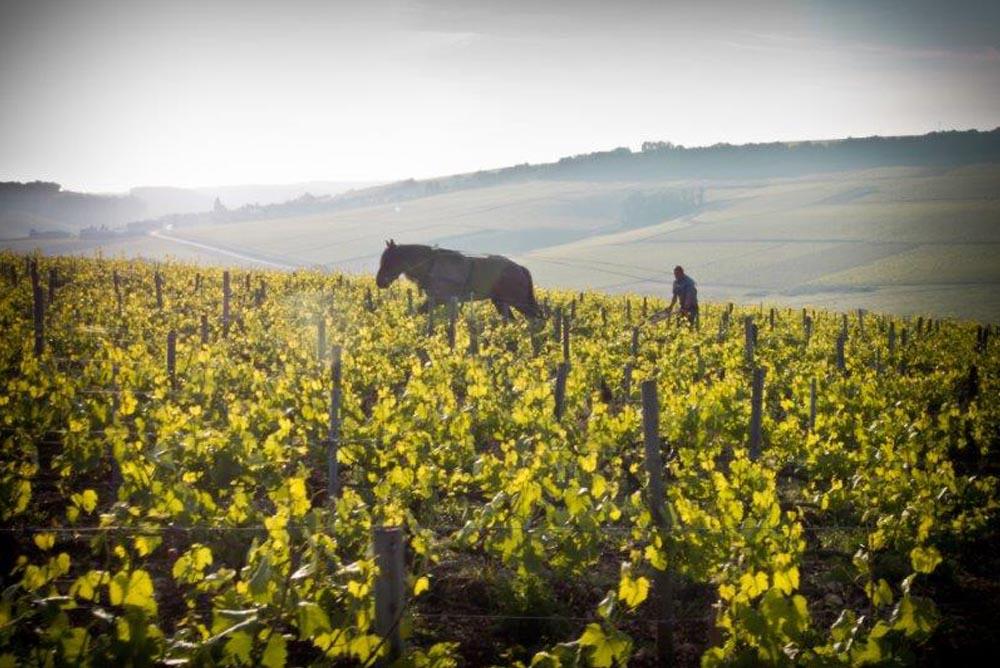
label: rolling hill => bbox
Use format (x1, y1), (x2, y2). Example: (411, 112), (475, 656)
(3, 130), (999, 320)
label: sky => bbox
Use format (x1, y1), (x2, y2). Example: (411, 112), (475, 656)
(1, 0), (998, 192)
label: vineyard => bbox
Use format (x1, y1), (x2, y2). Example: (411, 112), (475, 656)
(0, 252), (998, 667)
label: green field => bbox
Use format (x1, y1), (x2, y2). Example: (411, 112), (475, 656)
(4, 164), (999, 320)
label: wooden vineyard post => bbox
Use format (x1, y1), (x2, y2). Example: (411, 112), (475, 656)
(561, 311), (570, 364)
(899, 327), (909, 374)
(803, 315), (812, 343)
(976, 324), (990, 354)
(406, 289), (413, 314)
(467, 307), (479, 356)
(200, 315), (209, 346)
(809, 377), (817, 433)
(571, 297), (577, 321)
(31, 262), (44, 357)
(113, 271), (123, 315)
(554, 362), (569, 420)
(222, 271), (231, 338)
(835, 334), (846, 373)
(622, 363), (633, 402)
(640, 380), (674, 665)
(194, 273), (201, 292)
(365, 288), (375, 312)
(743, 317), (757, 367)
(317, 314), (326, 362)
(553, 307), (562, 343)
(255, 278), (266, 307)
(642, 296), (647, 318)
(166, 331), (177, 387)
(625, 298), (631, 323)
(447, 297), (458, 350)
(858, 309), (865, 337)
(155, 271), (163, 310)
(749, 367), (765, 460)
(631, 327), (640, 358)
(109, 364), (122, 493)
(327, 346), (342, 500)
(601, 306), (607, 328)
(888, 321), (896, 356)
(373, 527), (405, 666)
(425, 297), (435, 336)
(769, 307), (775, 330)
(48, 267), (57, 305)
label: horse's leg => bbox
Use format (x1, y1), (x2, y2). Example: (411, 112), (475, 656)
(492, 298), (513, 321)
(493, 263), (543, 320)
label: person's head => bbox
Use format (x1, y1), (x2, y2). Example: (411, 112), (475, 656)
(673, 265), (684, 280)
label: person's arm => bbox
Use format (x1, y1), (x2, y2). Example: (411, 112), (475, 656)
(650, 293), (677, 322)
(665, 293), (678, 313)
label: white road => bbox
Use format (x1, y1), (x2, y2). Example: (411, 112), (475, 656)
(149, 230), (298, 269)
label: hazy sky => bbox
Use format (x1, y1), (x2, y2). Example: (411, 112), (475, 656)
(1, 0), (998, 191)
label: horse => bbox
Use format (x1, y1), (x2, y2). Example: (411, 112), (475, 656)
(375, 240), (544, 319)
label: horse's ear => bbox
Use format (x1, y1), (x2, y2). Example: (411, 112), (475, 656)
(389, 238), (396, 247)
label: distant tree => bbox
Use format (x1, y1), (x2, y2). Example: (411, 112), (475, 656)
(641, 141), (677, 152)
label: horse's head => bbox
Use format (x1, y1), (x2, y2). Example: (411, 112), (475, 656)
(376, 239), (401, 288)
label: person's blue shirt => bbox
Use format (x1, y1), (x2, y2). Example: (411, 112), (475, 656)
(673, 274), (698, 309)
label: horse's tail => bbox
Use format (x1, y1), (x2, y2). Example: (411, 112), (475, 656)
(519, 265), (545, 319)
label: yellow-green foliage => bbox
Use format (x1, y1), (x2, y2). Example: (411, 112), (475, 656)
(0, 252), (997, 666)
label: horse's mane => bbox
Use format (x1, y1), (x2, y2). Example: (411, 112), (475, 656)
(395, 244), (465, 260)
(389, 244), (499, 265)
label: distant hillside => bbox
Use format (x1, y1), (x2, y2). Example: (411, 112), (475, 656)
(130, 181), (382, 218)
(128, 187), (214, 219)
(0, 181), (144, 239)
(526, 128), (1000, 181)
(115, 129), (1000, 231)
(4, 129), (1000, 320)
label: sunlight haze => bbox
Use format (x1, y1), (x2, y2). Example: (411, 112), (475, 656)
(1, 0), (998, 191)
